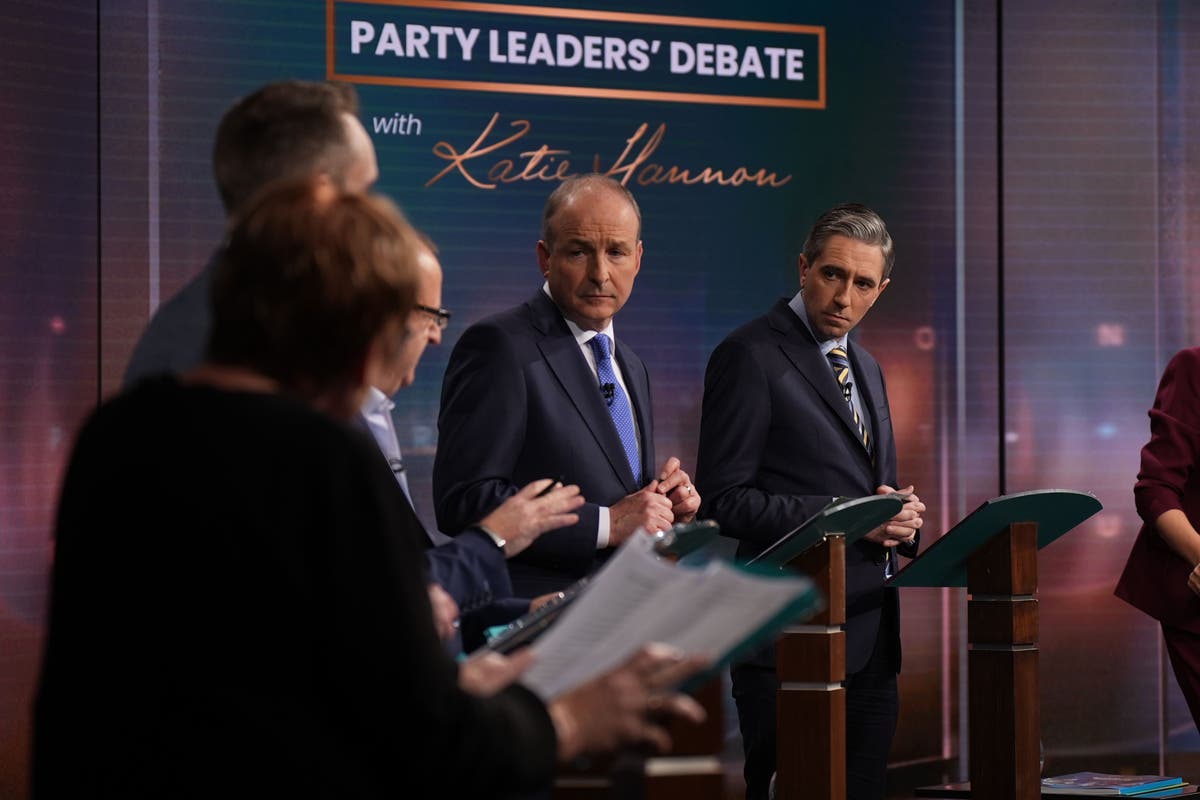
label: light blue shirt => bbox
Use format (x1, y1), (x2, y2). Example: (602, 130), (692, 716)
(360, 386), (413, 505)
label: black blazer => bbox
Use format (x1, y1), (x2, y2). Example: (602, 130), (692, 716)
(696, 299), (915, 673)
(33, 378), (557, 798)
(434, 290), (656, 596)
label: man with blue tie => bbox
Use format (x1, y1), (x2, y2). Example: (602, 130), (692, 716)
(433, 174), (701, 596)
(696, 203), (925, 800)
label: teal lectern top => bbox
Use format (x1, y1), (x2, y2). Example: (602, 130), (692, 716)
(749, 494), (905, 568)
(887, 489), (1102, 588)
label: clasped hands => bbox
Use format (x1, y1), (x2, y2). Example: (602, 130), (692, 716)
(609, 456), (701, 546)
(863, 483), (926, 548)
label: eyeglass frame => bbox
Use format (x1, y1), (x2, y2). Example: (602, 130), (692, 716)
(414, 303), (452, 330)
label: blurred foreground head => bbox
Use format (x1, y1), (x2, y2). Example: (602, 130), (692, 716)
(207, 180), (423, 417)
(212, 80), (376, 214)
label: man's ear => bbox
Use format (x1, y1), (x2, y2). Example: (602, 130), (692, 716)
(536, 240), (551, 278)
(311, 172), (339, 205)
(798, 253), (809, 289)
(360, 329), (392, 390)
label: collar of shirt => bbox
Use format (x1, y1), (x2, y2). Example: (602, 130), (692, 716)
(362, 385), (394, 417)
(542, 282), (618, 374)
(787, 290), (849, 356)
(360, 385), (403, 464)
(787, 289), (871, 435)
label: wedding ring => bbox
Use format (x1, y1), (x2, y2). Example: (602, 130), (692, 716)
(684, 485), (693, 494)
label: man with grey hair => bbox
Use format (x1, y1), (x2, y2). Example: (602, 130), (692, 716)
(696, 202), (925, 800)
(434, 173), (701, 596)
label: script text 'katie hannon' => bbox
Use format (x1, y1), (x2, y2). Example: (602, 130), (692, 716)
(425, 113), (793, 190)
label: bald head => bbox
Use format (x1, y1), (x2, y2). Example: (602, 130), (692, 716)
(541, 174), (642, 249)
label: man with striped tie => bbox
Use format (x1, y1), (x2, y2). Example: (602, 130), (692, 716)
(696, 202), (925, 800)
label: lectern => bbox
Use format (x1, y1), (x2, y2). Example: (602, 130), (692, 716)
(751, 495), (906, 800)
(891, 489), (1102, 800)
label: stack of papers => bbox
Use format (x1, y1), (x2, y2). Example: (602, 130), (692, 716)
(1041, 773), (1187, 796)
(520, 531), (821, 699)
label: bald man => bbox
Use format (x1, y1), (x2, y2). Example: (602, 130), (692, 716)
(433, 174), (700, 597)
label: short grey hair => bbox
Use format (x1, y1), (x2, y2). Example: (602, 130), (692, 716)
(540, 174), (642, 248)
(802, 202), (895, 278)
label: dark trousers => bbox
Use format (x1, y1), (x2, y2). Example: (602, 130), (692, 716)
(731, 613), (899, 800)
(844, 627), (899, 800)
(731, 661), (777, 800)
(1163, 623), (1200, 734)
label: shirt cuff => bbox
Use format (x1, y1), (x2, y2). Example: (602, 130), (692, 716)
(597, 506), (610, 549)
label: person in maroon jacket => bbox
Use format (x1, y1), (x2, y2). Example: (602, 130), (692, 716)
(1116, 346), (1200, 731)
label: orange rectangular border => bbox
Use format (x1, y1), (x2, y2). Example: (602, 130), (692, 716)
(327, 0), (826, 110)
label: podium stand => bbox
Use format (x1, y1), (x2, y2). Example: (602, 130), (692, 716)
(891, 489), (1102, 800)
(751, 495), (905, 800)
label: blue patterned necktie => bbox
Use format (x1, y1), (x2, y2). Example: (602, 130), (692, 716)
(826, 346), (873, 458)
(588, 333), (642, 485)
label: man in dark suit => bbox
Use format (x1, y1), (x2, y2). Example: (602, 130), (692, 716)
(433, 174), (701, 597)
(696, 203), (925, 800)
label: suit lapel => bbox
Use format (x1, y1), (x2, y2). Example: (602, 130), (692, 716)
(769, 300), (874, 467)
(769, 302), (863, 443)
(527, 292), (640, 492)
(848, 346), (891, 482)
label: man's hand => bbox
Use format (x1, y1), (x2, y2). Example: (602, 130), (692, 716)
(459, 648), (536, 697)
(427, 583), (460, 643)
(653, 456), (700, 523)
(862, 484), (925, 548)
(529, 590), (565, 612)
(478, 478), (585, 558)
(547, 643), (708, 762)
(609, 486), (675, 545)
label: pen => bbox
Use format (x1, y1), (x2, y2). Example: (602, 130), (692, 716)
(537, 476), (565, 497)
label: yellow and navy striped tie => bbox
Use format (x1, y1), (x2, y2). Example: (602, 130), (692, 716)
(827, 346), (872, 457)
